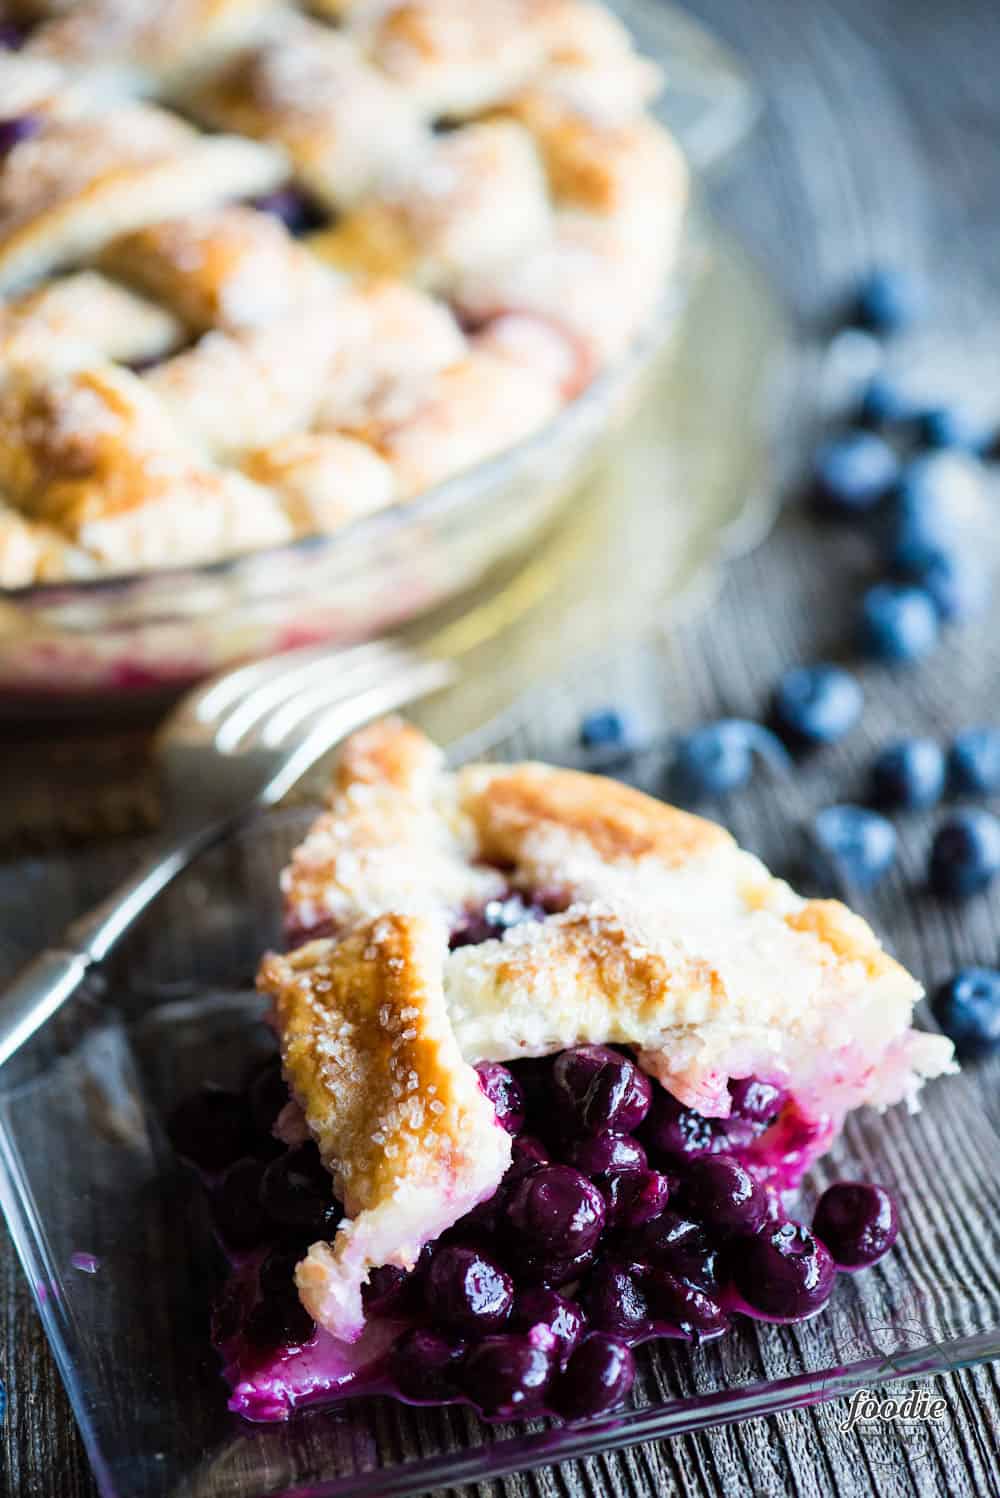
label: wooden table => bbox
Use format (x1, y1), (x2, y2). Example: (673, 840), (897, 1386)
(4, 0), (1000, 1493)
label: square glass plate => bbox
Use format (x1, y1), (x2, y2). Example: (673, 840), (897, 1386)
(2, 759), (1000, 1498)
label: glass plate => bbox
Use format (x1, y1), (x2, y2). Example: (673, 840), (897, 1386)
(2, 760), (999, 1498)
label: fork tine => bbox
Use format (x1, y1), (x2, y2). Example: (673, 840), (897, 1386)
(180, 639), (393, 731)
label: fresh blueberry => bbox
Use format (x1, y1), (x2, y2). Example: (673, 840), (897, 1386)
(678, 1155), (770, 1238)
(670, 719), (790, 800)
(771, 665), (863, 748)
(805, 805), (897, 890)
(579, 709), (630, 750)
(930, 968), (1000, 1057)
(813, 1182), (899, 1268)
(259, 1144), (342, 1234)
(599, 1167), (671, 1229)
(504, 1166), (606, 1260)
(212, 1158), (271, 1249)
(563, 1130), (646, 1177)
(167, 1084), (255, 1173)
(620, 1213), (718, 1292)
(510, 1289), (586, 1360)
(460, 1334), (554, 1418)
(552, 1046), (652, 1133)
(928, 810), (1000, 897)
(729, 1220), (835, 1319)
(857, 373), (915, 430)
(878, 454), (975, 570)
(896, 550), (987, 622)
(858, 583), (939, 664)
(391, 1327), (466, 1403)
(549, 1333), (635, 1420)
(476, 1063), (526, 1135)
(869, 738), (946, 810)
(642, 1270), (729, 1338)
(0, 115), (41, 155)
(916, 403), (987, 453)
(812, 431), (898, 516)
(728, 1077), (787, 1125)
(581, 1263), (650, 1338)
(850, 267), (926, 335)
(949, 728), (1000, 796)
(423, 1245), (514, 1333)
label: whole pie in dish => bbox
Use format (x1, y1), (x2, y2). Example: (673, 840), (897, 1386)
(168, 718), (956, 1423)
(0, 1), (688, 587)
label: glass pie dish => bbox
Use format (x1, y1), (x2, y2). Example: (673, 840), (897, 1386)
(0, 1), (758, 711)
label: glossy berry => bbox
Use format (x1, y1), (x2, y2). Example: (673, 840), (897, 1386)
(460, 1334), (553, 1418)
(451, 894), (548, 949)
(679, 1155), (769, 1238)
(858, 583), (939, 664)
(599, 1167), (671, 1229)
(930, 968), (1000, 1058)
(423, 1245), (514, 1333)
(811, 431), (897, 516)
(476, 1063), (526, 1135)
(552, 1046), (652, 1133)
(167, 1084), (255, 1173)
(391, 1327), (466, 1403)
(362, 1264), (410, 1316)
(878, 454), (975, 570)
(258, 1243), (302, 1301)
(806, 805), (897, 890)
(259, 1144), (342, 1233)
(515, 1248), (597, 1290)
(245, 1286), (316, 1350)
(621, 1213), (718, 1291)
(581, 1263), (649, 1337)
(851, 267), (926, 335)
(928, 810), (1000, 897)
(729, 1221), (835, 1319)
(212, 1158), (270, 1249)
(771, 665), (863, 748)
(728, 1077), (787, 1125)
(0, 115), (42, 155)
(563, 1130), (646, 1177)
(504, 1165), (606, 1259)
(813, 1182), (899, 1268)
(949, 728), (1000, 797)
(579, 709), (630, 750)
(857, 373), (915, 430)
(897, 550), (987, 623)
(869, 738), (946, 811)
(550, 1333), (635, 1420)
(670, 719), (789, 800)
(510, 1289), (586, 1360)
(642, 1269), (728, 1337)
(641, 1088), (725, 1164)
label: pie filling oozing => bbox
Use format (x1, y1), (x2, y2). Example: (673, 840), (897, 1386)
(169, 718), (956, 1425)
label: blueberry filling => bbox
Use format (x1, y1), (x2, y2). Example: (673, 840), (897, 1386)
(251, 186), (329, 237)
(0, 115), (41, 156)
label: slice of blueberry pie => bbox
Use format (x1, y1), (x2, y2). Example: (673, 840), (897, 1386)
(170, 718), (955, 1424)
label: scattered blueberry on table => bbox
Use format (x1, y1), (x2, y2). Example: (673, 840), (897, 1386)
(579, 709), (631, 751)
(857, 372), (916, 430)
(931, 968), (1000, 1058)
(669, 719), (789, 800)
(876, 454), (967, 570)
(895, 548), (987, 622)
(858, 582), (939, 663)
(850, 267), (927, 336)
(869, 737), (946, 810)
(948, 727), (1000, 797)
(916, 402), (987, 453)
(805, 805), (897, 891)
(928, 809), (1000, 897)
(812, 1183), (899, 1268)
(771, 664), (863, 747)
(812, 431), (898, 516)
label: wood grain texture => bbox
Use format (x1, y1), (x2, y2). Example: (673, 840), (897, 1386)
(4, 0), (1000, 1494)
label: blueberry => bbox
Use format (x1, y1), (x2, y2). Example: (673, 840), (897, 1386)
(928, 810), (1000, 897)
(391, 1327), (466, 1403)
(460, 1334), (554, 1418)
(678, 1155), (769, 1238)
(641, 1088), (727, 1164)
(806, 805), (897, 890)
(930, 967), (1000, 1057)
(642, 1270), (728, 1338)
(549, 1333), (635, 1420)
(897, 550), (987, 622)
(858, 583), (939, 664)
(771, 665), (863, 748)
(552, 1046), (652, 1133)
(251, 186), (326, 236)
(869, 738), (946, 810)
(362, 1263), (410, 1316)
(423, 1245), (514, 1333)
(504, 1166), (606, 1260)
(167, 1084), (255, 1173)
(581, 1264), (649, 1337)
(729, 1220), (835, 1319)
(247, 1056), (289, 1142)
(476, 1063), (526, 1135)
(0, 115), (41, 156)
(949, 728), (1000, 796)
(812, 431), (898, 516)
(599, 1167), (671, 1230)
(857, 374), (915, 430)
(851, 268), (926, 335)
(916, 403), (987, 453)
(670, 719), (790, 800)
(579, 709), (630, 750)
(259, 1243), (303, 1300)
(728, 1077), (787, 1125)
(563, 1130), (646, 1178)
(620, 1213), (718, 1292)
(510, 1289), (586, 1360)
(259, 1144), (342, 1233)
(245, 1285), (316, 1350)
(212, 1158), (271, 1249)
(878, 454), (974, 570)
(0, 24), (27, 49)
(813, 1182), (899, 1268)
(515, 1248), (597, 1290)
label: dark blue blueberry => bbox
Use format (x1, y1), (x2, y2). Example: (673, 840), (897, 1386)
(642, 1269), (728, 1338)
(678, 1154), (769, 1238)
(915, 403), (987, 453)
(812, 431), (898, 516)
(476, 1062), (526, 1134)
(581, 1263), (649, 1337)
(245, 1284), (316, 1350)
(251, 186), (326, 235)
(619, 1213), (718, 1292)
(167, 1084), (255, 1173)
(212, 1158), (270, 1249)
(928, 810), (1000, 897)
(771, 665), (863, 748)
(858, 583), (939, 664)
(851, 267), (926, 335)
(451, 892), (550, 949)
(460, 1334), (554, 1417)
(878, 455), (968, 570)
(247, 1056), (289, 1142)
(599, 1167), (671, 1229)
(552, 1046), (651, 1133)
(0, 115), (41, 155)
(641, 1088), (727, 1164)
(579, 709), (630, 750)
(805, 804), (897, 891)
(424, 1245), (514, 1333)
(857, 373), (915, 430)
(930, 968), (1000, 1057)
(813, 1182), (899, 1268)
(362, 1264), (410, 1316)
(259, 1143), (342, 1234)
(391, 1327), (466, 1403)
(563, 1130), (646, 1177)
(504, 1165), (606, 1259)
(728, 1077), (787, 1125)
(549, 1333), (635, 1419)
(514, 1248), (596, 1290)
(670, 719), (790, 800)
(729, 1220), (835, 1319)
(510, 1288), (586, 1360)
(948, 728), (1000, 796)
(870, 738), (946, 810)
(896, 549), (987, 622)
(0, 23), (26, 49)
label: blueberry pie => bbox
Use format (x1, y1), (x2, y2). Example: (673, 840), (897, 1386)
(0, 0), (686, 586)
(171, 719), (955, 1423)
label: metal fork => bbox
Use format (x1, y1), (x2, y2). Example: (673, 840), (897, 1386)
(0, 638), (454, 1069)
